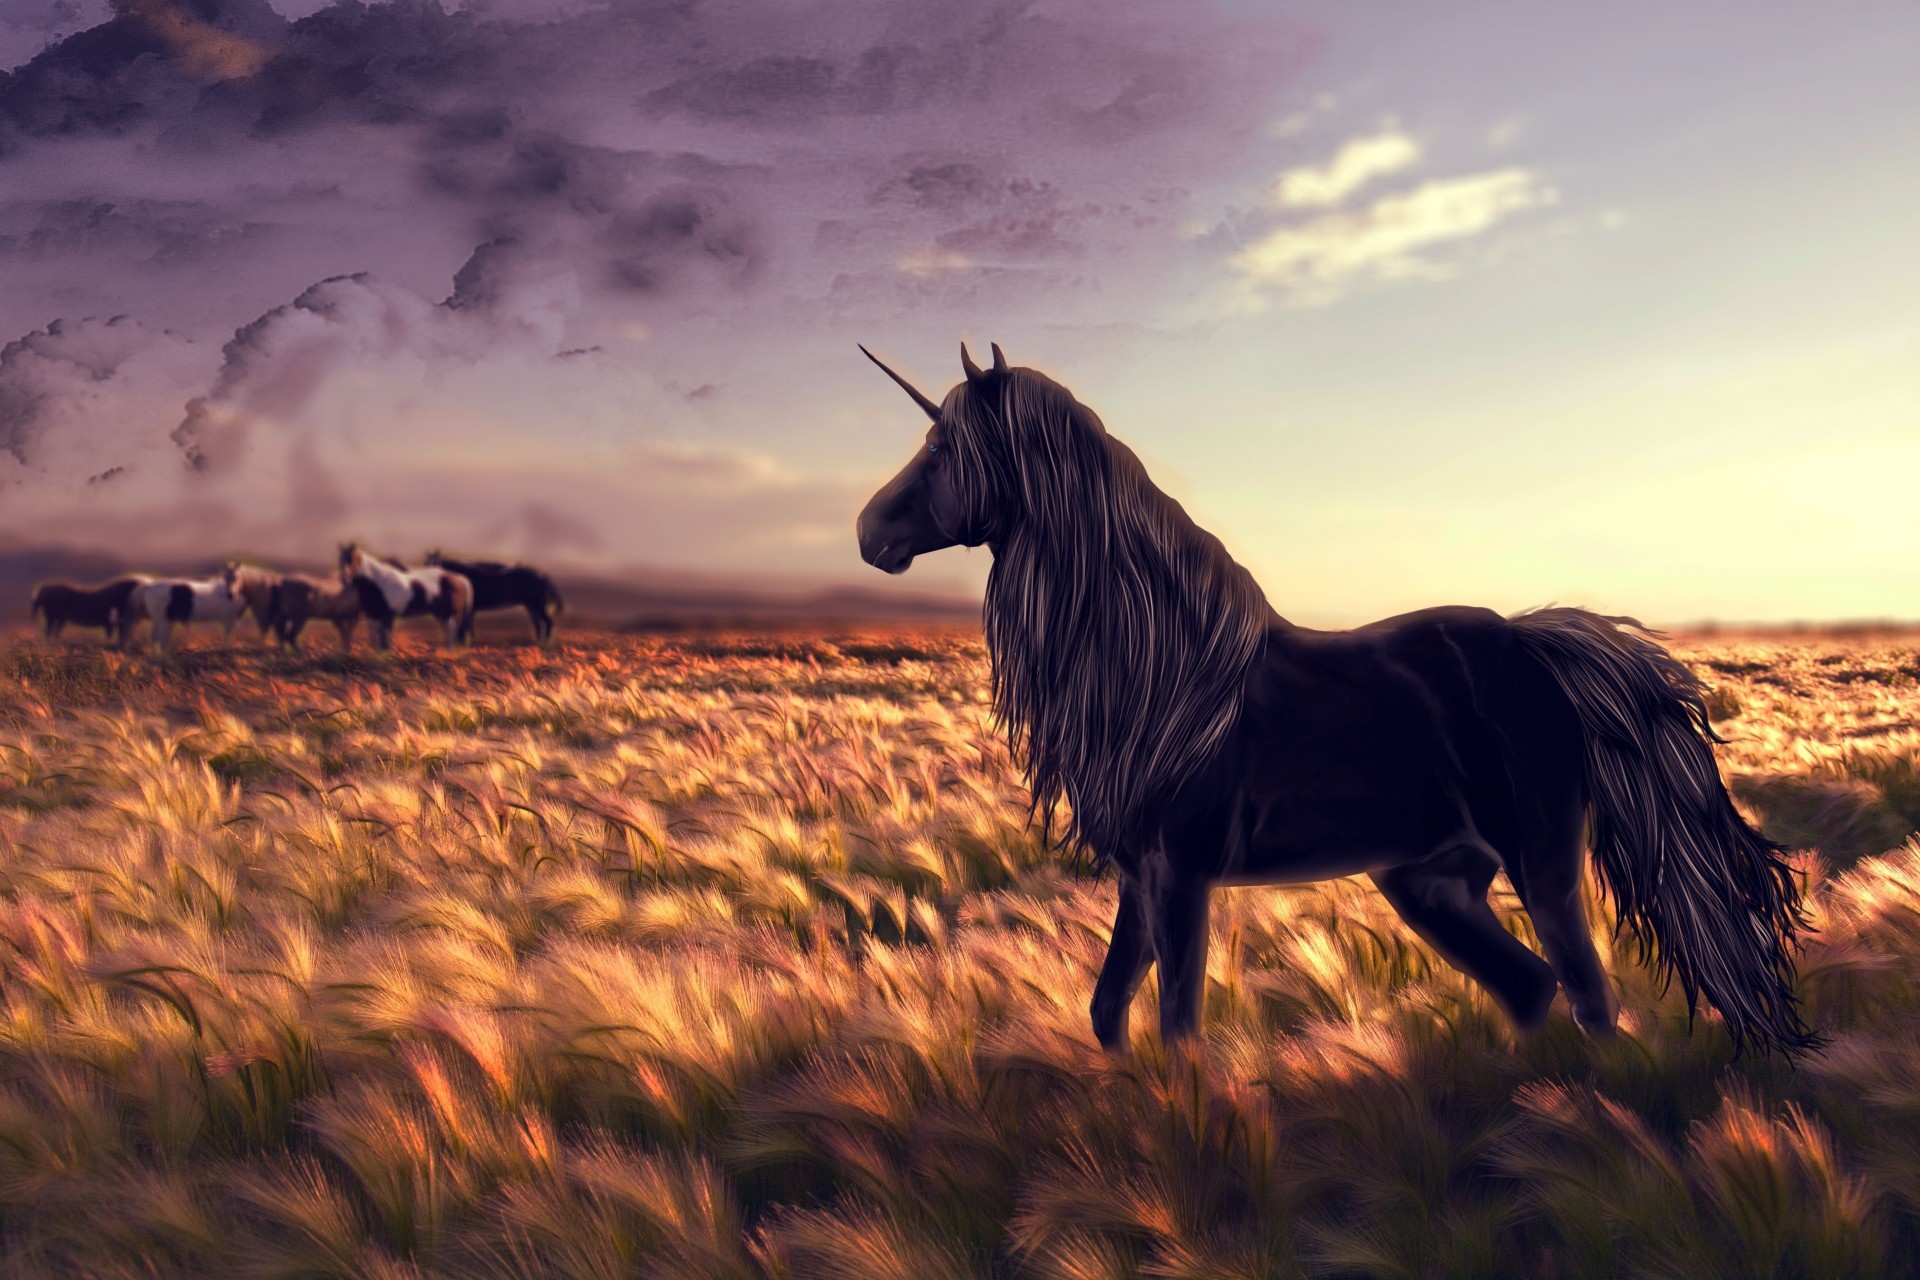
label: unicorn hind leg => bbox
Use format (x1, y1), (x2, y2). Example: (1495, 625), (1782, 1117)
(1372, 844), (1559, 1031)
(1503, 797), (1618, 1038)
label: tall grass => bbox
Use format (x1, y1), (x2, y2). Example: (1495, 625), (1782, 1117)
(0, 626), (1917, 1276)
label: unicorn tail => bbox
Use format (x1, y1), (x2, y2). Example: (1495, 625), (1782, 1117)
(1509, 606), (1818, 1056)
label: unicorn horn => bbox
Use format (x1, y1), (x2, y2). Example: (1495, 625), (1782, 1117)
(860, 345), (940, 421)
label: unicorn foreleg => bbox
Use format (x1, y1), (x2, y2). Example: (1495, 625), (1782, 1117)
(1090, 875), (1153, 1053)
(1144, 856), (1212, 1047)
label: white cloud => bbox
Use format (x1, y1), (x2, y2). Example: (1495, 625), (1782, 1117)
(1234, 168), (1557, 307)
(1271, 128), (1420, 209)
(895, 246), (973, 279)
(1487, 115), (1527, 149)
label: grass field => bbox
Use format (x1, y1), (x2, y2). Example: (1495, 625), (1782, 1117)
(2, 624), (1918, 1278)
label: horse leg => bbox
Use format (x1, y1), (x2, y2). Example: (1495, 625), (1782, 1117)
(1144, 861), (1213, 1046)
(1371, 845), (1559, 1030)
(1505, 803), (1618, 1038)
(1090, 875), (1153, 1052)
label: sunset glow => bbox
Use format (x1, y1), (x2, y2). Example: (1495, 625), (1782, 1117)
(1, 0), (1915, 623)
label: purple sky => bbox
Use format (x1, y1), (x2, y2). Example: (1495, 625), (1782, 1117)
(2, 1), (1916, 621)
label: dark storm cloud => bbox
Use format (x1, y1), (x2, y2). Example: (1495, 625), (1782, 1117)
(0, 197), (270, 263)
(601, 185), (759, 294)
(0, 0), (282, 147)
(3, 0), (1296, 324)
(0, 0), (1308, 575)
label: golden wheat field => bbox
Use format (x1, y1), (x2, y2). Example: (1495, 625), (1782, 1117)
(2, 623), (1919, 1278)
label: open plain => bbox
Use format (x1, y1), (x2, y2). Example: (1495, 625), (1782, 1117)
(1, 624), (1918, 1278)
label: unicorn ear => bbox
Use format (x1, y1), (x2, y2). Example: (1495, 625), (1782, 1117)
(990, 343), (1008, 375)
(961, 342), (984, 383)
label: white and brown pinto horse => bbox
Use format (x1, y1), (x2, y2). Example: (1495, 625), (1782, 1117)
(339, 543), (473, 651)
(132, 574), (245, 650)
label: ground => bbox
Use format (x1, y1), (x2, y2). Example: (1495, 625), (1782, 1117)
(0, 623), (1917, 1278)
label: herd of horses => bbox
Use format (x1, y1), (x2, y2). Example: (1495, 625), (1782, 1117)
(28, 544), (564, 651)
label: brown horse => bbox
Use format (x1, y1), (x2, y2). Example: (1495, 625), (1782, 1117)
(223, 563), (285, 642)
(30, 578), (149, 645)
(271, 573), (363, 650)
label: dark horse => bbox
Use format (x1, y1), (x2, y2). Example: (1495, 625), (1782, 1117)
(31, 578), (146, 644)
(856, 344), (1815, 1057)
(424, 552), (564, 643)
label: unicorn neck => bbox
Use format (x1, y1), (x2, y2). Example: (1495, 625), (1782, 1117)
(982, 433), (1272, 853)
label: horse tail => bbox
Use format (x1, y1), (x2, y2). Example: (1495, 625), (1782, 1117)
(1508, 607), (1816, 1056)
(544, 575), (564, 615)
(29, 585), (48, 623)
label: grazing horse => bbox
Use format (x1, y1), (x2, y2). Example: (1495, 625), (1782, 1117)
(132, 574), (245, 650)
(271, 573), (362, 650)
(339, 543), (473, 651)
(223, 563), (285, 642)
(855, 343), (1815, 1057)
(424, 551), (564, 643)
(30, 578), (148, 644)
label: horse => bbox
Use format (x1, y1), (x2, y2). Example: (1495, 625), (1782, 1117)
(223, 563), (286, 642)
(424, 551), (564, 643)
(30, 578), (148, 644)
(339, 543), (473, 651)
(855, 343), (1816, 1058)
(131, 574), (246, 650)
(270, 572), (362, 650)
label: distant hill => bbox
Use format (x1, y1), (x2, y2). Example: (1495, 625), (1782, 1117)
(0, 542), (978, 629)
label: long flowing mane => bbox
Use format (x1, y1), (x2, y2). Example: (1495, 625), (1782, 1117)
(947, 367), (1274, 856)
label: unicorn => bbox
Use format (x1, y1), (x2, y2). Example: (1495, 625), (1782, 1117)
(856, 343), (1815, 1057)
(339, 543), (473, 651)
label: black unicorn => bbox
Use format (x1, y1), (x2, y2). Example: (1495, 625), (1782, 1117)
(424, 552), (564, 643)
(856, 343), (1815, 1057)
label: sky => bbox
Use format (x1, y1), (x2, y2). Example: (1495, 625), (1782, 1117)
(0, 0), (1915, 624)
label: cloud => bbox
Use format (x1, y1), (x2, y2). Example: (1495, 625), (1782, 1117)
(1233, 168), (1557, 308)
(0, 0), (1314, 582)
(120, 0), (274, 83)
(0, 196), (271, 263)
(1270, 127), (1419, 208)
(0, 314), (207, 481)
